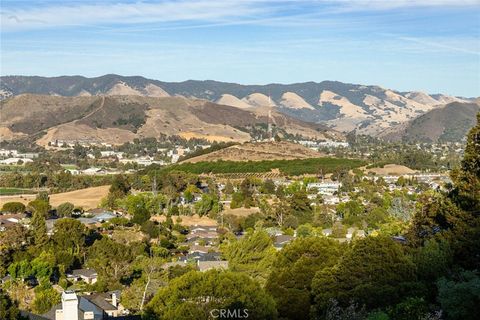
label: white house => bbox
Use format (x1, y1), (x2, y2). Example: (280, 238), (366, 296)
(307, 182), (342, 195)
(0, 158), (33, 165)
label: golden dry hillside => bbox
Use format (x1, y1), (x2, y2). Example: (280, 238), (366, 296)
(182, 141), (325, 163)
(0, 94), (339, 146)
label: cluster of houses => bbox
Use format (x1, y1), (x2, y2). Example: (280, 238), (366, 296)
(66, 167), (124, 176)
(48, 139), (112, 148)
(167, 225), (229, 272)
(297, 140), (349, 149)
(0, 208), (120, 235)
(0, 149), (39, 165)
(368, 173), (451, 193)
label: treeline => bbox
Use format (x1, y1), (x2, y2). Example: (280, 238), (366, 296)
(178, 141), (238, 161)
(369, 146), (438, 170)
(0, 171), (115, 193)
(148, 157), (365, 176)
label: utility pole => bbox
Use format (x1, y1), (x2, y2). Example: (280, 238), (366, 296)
(152, 174), (157, 196)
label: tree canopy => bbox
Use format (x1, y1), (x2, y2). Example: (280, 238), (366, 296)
(145, 270), (277, 320)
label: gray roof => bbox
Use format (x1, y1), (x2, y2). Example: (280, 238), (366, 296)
(274, 234), (293, 244)
(83, 292), (118, 312)
(179, 252), (222, 262)
(77, 217), (98, 225)
(71, 268), (97, 278)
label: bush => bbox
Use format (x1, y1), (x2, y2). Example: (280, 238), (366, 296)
(33, 288), (60, 314)
(57, 202), (74, 217)
(1, 202), (25, 213)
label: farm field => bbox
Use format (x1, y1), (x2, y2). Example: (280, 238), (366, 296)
(0, 185), (110, 209)
(161, 157), (366, 176)
(0, 187), (36, 196)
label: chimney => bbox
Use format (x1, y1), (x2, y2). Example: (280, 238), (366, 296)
(111, 292), (117, 308)
(61, 291), (79, 320)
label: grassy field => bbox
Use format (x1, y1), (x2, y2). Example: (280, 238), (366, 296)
(364, 164), (416, 175)
(0, 185), (110, 209)
(61, 164), (78, 170)
(161, 157), (366, 176)
(0, 187), (36, 196)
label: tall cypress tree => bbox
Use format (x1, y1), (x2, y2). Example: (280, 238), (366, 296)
(451, 112), (480, 213)
(31, 211), (48, 247)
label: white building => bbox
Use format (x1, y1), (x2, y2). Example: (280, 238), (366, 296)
(56, 291), (81, 320)
(100, 151), (124, 159)
(307, 182), (342, 195)
(318, 141), (349, 148)
(0, 158), (34, 165)
(51, 290), (123, 320)
(0, 149), (19, 157)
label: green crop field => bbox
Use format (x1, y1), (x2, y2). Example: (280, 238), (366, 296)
(0, 188), (37, 196)
(157, 157), (366, 176)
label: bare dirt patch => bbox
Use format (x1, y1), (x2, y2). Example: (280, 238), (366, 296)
(222, 207), (261, 217)
(183, 141), (325, 163)
(364, 164), (416, 175)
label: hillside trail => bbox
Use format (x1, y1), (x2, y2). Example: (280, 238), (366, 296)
(72, 95), (105, 123)
(33, 96), (106, 147)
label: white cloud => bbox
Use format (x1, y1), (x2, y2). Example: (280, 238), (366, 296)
(0, 0), (267, 31)
(1, 0), (478, 32)
(330, 0), (479, 11)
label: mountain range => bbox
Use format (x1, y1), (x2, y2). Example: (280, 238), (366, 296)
(0, 94), (338, 146)
(1, 74), (477, 144)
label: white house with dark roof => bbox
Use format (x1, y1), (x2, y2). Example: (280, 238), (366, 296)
(67, 269), (98, 284)
(23, 290), (127, 320)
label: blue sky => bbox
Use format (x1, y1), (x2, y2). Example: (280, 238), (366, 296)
(1, 0), (479, 96)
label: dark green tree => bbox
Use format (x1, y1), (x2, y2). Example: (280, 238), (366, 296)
(289, 190), (313, 224)
(145, 270), (277, 320)
(0, 290), (26, 320)
(27, 199), (50, 218)
(31, 211), (48, 247)
(52, 218), (86, 256)
(450, 113), (480, 213)
(222, 230), (276, 284)
(87, 237), (139, 289)
(437, 270), (480, 320)
(266, 237), (342, 320)
(312, 236), (417, 316)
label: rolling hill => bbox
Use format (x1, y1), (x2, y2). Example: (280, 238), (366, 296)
(379, 101), (480, 142)
(0, 94), (340, 146)
(1, 74), (474, 137)
(182, 141), (324, 163)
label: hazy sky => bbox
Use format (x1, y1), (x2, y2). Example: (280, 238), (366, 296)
(1, 0), (479, 96)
